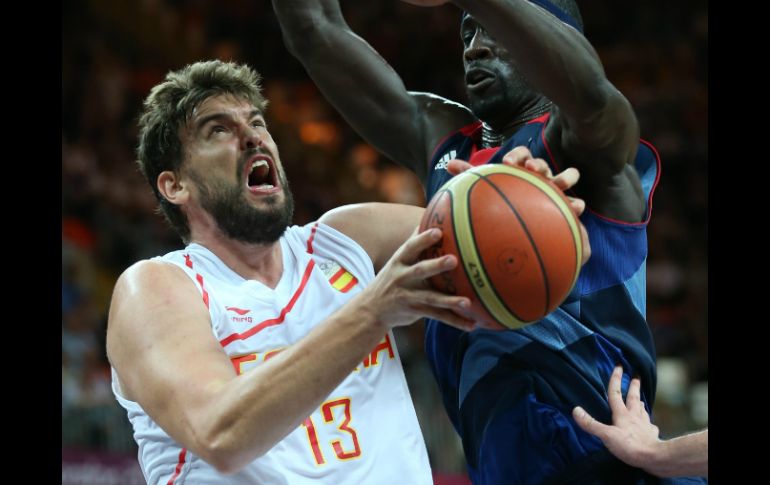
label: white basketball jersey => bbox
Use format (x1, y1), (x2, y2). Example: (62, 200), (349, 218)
(112, 222), (432, 484)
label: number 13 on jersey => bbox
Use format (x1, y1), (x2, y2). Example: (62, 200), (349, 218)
(301, 397), (361, 465)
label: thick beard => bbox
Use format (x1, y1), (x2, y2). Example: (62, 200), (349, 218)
(193, 170), (295, 245)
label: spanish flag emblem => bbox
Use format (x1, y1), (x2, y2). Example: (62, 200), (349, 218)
(319, 261), (359, 293)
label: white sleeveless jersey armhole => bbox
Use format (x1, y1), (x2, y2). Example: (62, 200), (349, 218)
(111, 222), (432, 484)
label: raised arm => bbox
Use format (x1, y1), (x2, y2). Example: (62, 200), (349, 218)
(272, 0), (475, 182)
(453, 0), (644, 221)
(106, 230), (472, 474)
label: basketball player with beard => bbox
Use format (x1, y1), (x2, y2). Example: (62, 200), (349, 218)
(105, 60), (484, 483)
(107, 59), (588, 483)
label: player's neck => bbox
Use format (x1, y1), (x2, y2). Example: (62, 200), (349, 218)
(481, 101), (552, 149)
(193, 232), (284, 288)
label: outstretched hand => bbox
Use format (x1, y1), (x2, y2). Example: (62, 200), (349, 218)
(573, 365), (660, 470)
(447, 146), (583, 214)
(447, 146), (591, 265)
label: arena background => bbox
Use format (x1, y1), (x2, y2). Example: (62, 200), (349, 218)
(62, 1), (707, 482)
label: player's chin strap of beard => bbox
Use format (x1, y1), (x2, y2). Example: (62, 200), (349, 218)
(461, 0), (583, 34)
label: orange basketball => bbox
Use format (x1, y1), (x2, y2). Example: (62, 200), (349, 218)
(419, 164), (583, 330)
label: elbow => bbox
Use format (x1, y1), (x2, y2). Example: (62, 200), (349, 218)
(197, 433), (240, 474)
(199, 441), (262, 475)
(197, 429), (271, 475)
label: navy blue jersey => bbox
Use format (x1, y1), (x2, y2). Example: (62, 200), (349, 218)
(424, 116), (705, 484)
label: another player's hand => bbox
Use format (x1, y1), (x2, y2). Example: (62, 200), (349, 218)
(446, 147), (582, 212)
(360, 227), (475, 332)
(573, 365), (661, 470)
(447, 146), (591, 265)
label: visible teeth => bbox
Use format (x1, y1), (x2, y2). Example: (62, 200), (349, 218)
(252, 160), (268, 170)
(255, 184), (274, 189)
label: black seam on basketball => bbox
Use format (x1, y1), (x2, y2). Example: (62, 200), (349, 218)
(469, 171), (551, 318)
(503, 173), (582, 293)
(449, 185), (491, 320)
(464, 172), (529, 324)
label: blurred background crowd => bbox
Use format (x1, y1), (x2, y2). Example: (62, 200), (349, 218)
(62, 0), (707, 481)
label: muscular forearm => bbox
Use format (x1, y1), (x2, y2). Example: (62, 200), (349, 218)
(272, 0), (425, 171)
(196, 296), (387, 473)
(647, 429), (708, 478)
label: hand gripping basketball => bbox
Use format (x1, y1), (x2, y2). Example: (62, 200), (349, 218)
(420, 163), (585, 330)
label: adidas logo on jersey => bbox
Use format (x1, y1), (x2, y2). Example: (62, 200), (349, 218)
(434, 150), (457, 171)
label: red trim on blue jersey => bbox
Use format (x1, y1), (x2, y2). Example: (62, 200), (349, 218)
(528, 113), (550, 125)
(538, 113), (558, 171)
(468, 147), (498, 167)
(166, 448), (187, 484)
(459, 121), (482, 136)
(582, 139), (661, 226)
(540, 112), (661, 227)
(427, 121), (482, 168)
(639, 138), (662, 224)
(219, 260), (316, 347)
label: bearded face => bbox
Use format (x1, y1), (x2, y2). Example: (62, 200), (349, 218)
(188, 165), (295, 244)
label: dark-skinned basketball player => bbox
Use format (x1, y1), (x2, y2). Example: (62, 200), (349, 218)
(274, 0), (705, 483)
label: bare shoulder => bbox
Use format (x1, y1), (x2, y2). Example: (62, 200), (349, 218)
(410, 92), (477, 177)
(319, 203), (422, 238)
(411, 91), (476, 134)
(410, 92), (473, 116)
(106, 259), (210, 374)
(318, 203), (424, 271)
(109, 259), (198, 318)
(107, 258), (236, 453)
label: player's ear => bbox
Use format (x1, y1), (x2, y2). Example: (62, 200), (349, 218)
(157, 171), (190, 206)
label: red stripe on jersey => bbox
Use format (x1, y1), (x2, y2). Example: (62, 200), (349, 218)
(539, 113), (558, 173)
(328, 267), (347, 285)
(427, 121), (482, 168)
(468, 147), (498, 167)
(166, 448), (187, 484)
(338, 276), (358, 293)
(580, 139), (661, 225)
(183, 254), (210, 309)
(219, 260), (316, 347)
(306, 223), (319, 254)
(196, 274), (210, 309)
(459, 121), (483, 136)
(528, 113), (550, 125)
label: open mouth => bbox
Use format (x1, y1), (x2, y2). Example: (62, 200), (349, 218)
(246, 155), (280, 193)
(465, 68), (495, 91)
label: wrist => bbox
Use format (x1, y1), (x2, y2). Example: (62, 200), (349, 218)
(349, 290), (391, 334)
(641, 439), (671, 477)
